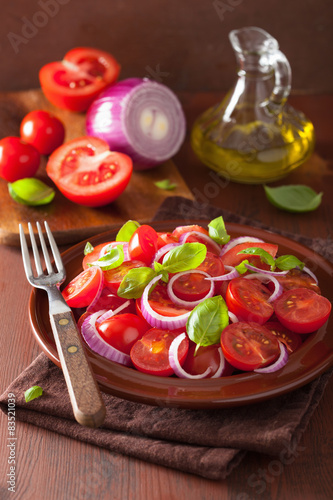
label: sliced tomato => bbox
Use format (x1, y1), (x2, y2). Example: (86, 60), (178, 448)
(62, 266), (103, 308)
(221, 242), (278, 268)
(274, 288), (331, 334)
(104, 260), (145, 294)
(226, 277), (274, 324)
(128, 225), (159, 265)
(271, 268), (321, 294)
(156, 232), (179, 248)
(39, 47), (120, 111)
(130, 329), (189, 376)
(172, 224), (209, 239)
(179, 232), (221, 255)
(97, 313), (149, 355)
(182, 343), (233, 377)
(46, 136), (133, 207)
(137, 282), (192, 318)
(264, 321), (302, 353)
(82, 241), (114, 269)
(220, 322), (280, 371)
(87, 287), (136, 314)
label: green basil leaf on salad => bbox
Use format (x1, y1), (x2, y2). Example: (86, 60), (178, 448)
(84, 242), (94, 255)
(275, 255), (304, 271)
(90, 244), (124, 270)
(208, 216), (230, 245)
(154, 179), (177, 191)
(235, 259), (250, 275)
(264, 185), (323, 213)
(8, 178), (55, 206)
(118, 267), (157, 299)
(186, 295), (229, 352)
(24, 385), (43, 403)
(161, 242), (207, 274)
(116, 220), (140, 242)
(153, 261), (169, 283)
(238, 247), (276, 269)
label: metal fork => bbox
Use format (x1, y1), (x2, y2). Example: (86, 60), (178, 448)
(19, 221), (106, 428)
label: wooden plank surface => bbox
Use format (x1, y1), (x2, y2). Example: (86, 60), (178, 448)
(0, 89), (193, 246)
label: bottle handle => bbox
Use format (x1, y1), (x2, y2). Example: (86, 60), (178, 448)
(268, 50), (291, 113)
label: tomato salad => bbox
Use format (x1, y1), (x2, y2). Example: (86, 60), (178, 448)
(62, 218), (332, 379)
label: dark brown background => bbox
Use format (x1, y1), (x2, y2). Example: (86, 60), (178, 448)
(1, 0), (332, 93)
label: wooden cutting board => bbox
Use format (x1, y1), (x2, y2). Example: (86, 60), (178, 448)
(0, 89), (193, 246)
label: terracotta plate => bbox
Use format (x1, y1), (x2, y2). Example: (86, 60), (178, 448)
(29, 220), (333, 409)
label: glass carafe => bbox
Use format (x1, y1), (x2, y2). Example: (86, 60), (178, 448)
(191, 27), (315, 184)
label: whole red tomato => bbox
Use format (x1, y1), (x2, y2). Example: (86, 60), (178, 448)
(0, 137), (40, 182)
(20, 110), (65, 155)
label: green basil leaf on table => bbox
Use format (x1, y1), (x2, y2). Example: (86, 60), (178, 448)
(154, 179), (177, 190)
(24, 385), (43, 403)
(208, 216), (230, 245)
(116, 220), (140, 242)
(8, 178), (55, 206)
(264, 185), (323, 213)
(117, 267), (157, 299)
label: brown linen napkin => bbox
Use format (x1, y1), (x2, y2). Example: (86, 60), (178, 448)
(0, 197), (332, 480)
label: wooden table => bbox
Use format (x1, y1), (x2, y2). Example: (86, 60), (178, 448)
(1, 94), (332, 500)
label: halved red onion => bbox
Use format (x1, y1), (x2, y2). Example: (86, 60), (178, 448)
(178, 231), (222, 255)
(205, 265), (239, 282)
(95, 300), (131, 324)
(141, 274), (191, 329)
(167, 270), (215, 308)
(244, 272), (283, 302)
(219, 236), (265, 256)
(253, 341), (288, 373)
(244, 263), (288, 276)
(81, 311), (132, 366)
(99, 241), (130, 261)
(228, 311), (239, 323)
(86, 78), (186, 169)
(85, 267), (104, 311)
(169, 333), (212, 379)
(151, 242), (180, 266)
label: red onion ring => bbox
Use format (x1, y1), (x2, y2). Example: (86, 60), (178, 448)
(86, 267), (104, 312)
(169, 333), (212, 379)
(219, 236), (265, 256)
(205, 265), (239, 282)
(254, 341), (288, 373)
(81, 311), (132, 366)
(95, 300), (132, 324)
(301, 265), (319, 284)
(228, 311), (239, 323)
(99, 241), (130, 261)
(211, 348), (227, 378)
(179, 231), (222, 255)
(244, 263), (288, 276)
(151, 242), (180, 266)
(167, 270), (215, 308)
(244, 272), (283, 302)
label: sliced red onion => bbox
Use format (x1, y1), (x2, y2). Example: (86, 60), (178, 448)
(151, 242), (180, 266)
(254, 341), (288, 373)
(141, 274), (191, 329)
(99, 241), (129, 261)
(95, 300), (131, 324)
(228, 311), (239, 323)
(179, 231), (222, 255)
(220, 236), (265, 256)
(169, 333), (212, 379)
(244, 263), (288, 276)
(86, 78), (186, 169)
(167, 270), (215, 308)
(81, 311), (132, 366)
(85, 267), (104, 311)
(211, 348), (227, 378)
(244, 272), (283, 302)
(205, 265), (239, 282)
(301, 265), (319, 284)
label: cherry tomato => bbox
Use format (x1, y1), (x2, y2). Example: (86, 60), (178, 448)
(226, 277), (274, 324)
(0, 137), (40, 182)
(104, 260), (145, 294)
(220, 321), (280, 371)
(97, 313), (149, 355)
(20, 110), (65, 155)
(39, 47), (120, 112)
(271, 268), (321, 294)
(172, 224), (209, 240)
(62, 266), (103, 308)
(46, 136), (133, 207)
(221, 242), (278, 268)
(128, 225), (159, 265)
(180, 232), (221, 255)
(82, 242), (114, 269)
(88, 287), (136, 314)
(156, 232), (179, 248)
(137, 282), (192, 318)
(264, 321), (302, 354)
(182, 344), (233, 377)
(130, 329), (189, 376)
(274, 288), (331, 334)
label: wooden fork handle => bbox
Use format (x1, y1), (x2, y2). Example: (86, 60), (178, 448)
(49, 310), (106, 428)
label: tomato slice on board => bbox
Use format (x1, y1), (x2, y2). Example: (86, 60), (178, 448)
(270, 268), (321, 294)
(274, 288), (332, 334)
(221, 242), (278, 268)
(97, 313), (150, 355)
(46, 136), (133, 207)
(264, 321), (302, 354)
(128, 225), (159, 265)
(226, 277), (274, 324)
(62, 266), (103, 308)
(104, 260), (145, 294)
(220, 322), (280, 371)
(39, 47), (120, 111)
(130, 329), (189, 376)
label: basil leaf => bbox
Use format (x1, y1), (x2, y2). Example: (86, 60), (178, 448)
(116, 220), (140, 242)
(238, 247), (276, 269)
(8, 178), (55, 206)
(84, 242), (94, 255)
(161, 243), (207, 273)
(24, 385), (43, 403)
(154, 179), (177, 190)
(117, 267), (156, 299)
(208, 216), (230, 245)
(235, 259), (250, 274)
(275, 255), (305, 271)
(89, 245), (124, 270)
(153, 261), (169, 283)
(264, 185), (323, 213)
(186, 296), (229, 351)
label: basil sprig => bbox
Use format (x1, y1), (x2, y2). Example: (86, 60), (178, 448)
(118, 242), (207, 299)
(238, 247), (304, 272)
(186, 296), (229, 352)
(208, 216), (230, 245)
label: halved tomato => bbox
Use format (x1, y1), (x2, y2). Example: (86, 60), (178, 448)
(128, 225), (159, 265)
(172, 224), (209, 239)
(136, 282), (192, 319)
(104, 260), (145, 294)
(46, 136), (133, 206)
(39, 47), (120, 111)
(264, 321), (302, 353)
(271, 268), (321, 294)
(226, 277), (274, 324)
(62, 266), (103, 308)
(221, 242), (278, 268)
